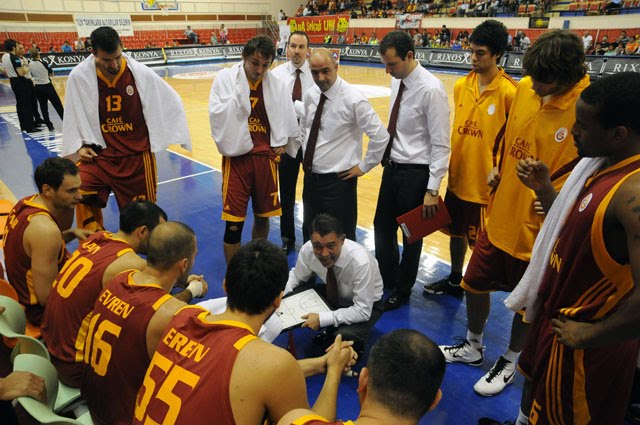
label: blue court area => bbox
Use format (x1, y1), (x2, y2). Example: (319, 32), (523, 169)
(0, 67), (525, 424)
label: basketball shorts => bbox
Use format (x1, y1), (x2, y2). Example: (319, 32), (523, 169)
(443, 191), (485, 245)
(221, 153), (281, 222)
(461, 230), (529, 293)
(79, 151), (157, 209)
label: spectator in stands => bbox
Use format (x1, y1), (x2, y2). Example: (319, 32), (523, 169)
(489, 0), (500, 16)
(360, 32), (368, 43)
(520, 32), (531, 50)
(172, 41), (179, 47)
(337, 33), (345, 44)
(296, 4), (304, 16)
(304, 3), (313, 15)
(619, 30), (630, 46)
(352, 34), (360, 44)
(457, 2), (470, 15)
(184, 25), (198, 44)
(604, 44), (617, 55)
(74, 37), (84, 51)
(219, 24), (228, 44)
(84, 37), (91, 51)
(615, 44), (625, 55)
(210, 31), (218, 45)
(48, 45), (55, 53)
(625, 35), (640, 55)
(61, 40), (72, 53)
(582, 32), (593, 52)
(603, 0), (622, 13)
(369, 34), (379, 45)
(600, 35), (610, 49)
(279, 9), (287, 20)
(594, 42), (605, 55)
(440, 25), (451, 45)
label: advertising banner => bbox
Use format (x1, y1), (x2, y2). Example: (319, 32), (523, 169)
(395, 13), (423, 30)
(74, 14), (133, 37)
(287, 15), (350, 36)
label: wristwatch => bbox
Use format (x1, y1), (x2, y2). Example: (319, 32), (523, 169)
(427, 189), (439, 197)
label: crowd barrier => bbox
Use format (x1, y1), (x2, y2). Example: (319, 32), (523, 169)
(36, 43), (640, 77)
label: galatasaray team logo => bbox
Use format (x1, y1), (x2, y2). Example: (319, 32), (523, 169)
(554, 127), (568, 143)
(126, 85), (135, 96)
(579, 193), (593, 212)
(487, 104), (496, 116)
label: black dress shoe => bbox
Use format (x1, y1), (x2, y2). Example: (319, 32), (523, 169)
(281, 240), (295, 254)
(46, 122), (54, 131)
(383, 293), (409, 311)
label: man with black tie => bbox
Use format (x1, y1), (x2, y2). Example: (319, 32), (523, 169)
(285, 214), (384, 356)
(271, 31), (314, 254)
(301, 48), (389, 242)
(374, 31), (451, 311)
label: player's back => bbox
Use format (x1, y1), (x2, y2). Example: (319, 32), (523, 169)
(82, 271), (171, 425)
(134, 305), (294, 425)
(41, 231), (134, 386)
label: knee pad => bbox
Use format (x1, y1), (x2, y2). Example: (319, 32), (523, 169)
(223, 221), (244, 244)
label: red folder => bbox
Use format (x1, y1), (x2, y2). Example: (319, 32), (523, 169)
(395, 197), (452, 244)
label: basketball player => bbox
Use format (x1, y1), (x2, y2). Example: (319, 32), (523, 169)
(209, 35), (298, 264)
(62, 26), (191, 231)
(133, 239), (356, 424)
(41, 201), (205, 387)
(3, 157), (88, 326)
(424, 20), (517, 298)
(277, 329), (446, 425)
(439, 30), (590, 401)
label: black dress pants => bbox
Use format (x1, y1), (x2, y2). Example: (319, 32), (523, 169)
(279, 148), (302, 244)
(9, 77), (35, 131)
(373, 164), (429, 296)
(35, 83), (64, 124)
(302, 171), (357, 242)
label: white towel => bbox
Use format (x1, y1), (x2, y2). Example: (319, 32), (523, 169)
(62, 53), (191, 157)
(209, 62), (299, 158)
(504, 157), (605, 322)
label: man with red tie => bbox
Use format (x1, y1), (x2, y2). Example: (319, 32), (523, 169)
(374, 31), (451, 311)
(301, 48), (389, 242)
(284, 214), (384, 357)
(271, 31), (314, 254)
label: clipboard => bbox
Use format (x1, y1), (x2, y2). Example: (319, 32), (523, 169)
(395, 197), (452, 244)
(275, 288), (332, 331)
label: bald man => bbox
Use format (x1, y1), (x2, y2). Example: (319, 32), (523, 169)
(301, 48), (389, 241)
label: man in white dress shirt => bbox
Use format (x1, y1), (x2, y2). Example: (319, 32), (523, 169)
(301, 48), (389, 242)
(285, 213), (384, 356)
(374, 31), (451, 311)
(270, 31), (314, 254)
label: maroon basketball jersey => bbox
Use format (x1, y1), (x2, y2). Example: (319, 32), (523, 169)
(538, 155), (640, 321)
(248, 79), (272, 155)
(97, 59), (151, 158)
(133, 306), (256, 425)
(82, 271), (171, 425)
(42, 232), (134, 368)
(2, 195), (68, 325)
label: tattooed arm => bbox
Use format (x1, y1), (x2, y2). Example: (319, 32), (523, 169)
(552, 172), (640, 348)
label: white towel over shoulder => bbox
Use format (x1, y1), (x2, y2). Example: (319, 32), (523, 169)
(209, 62), (299, 158)
(62, 53), (191, 157)
(504, 157), (605, 322)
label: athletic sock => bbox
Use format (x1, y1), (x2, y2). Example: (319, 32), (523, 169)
(515, 409), (529, 425)
(449, 272), (463, 286)
(503, 348), (521, 363)
(467, 330), (483, 349)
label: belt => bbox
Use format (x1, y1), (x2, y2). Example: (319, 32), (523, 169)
(306, 171), (342, 180)
(386, 161), (429, 170)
